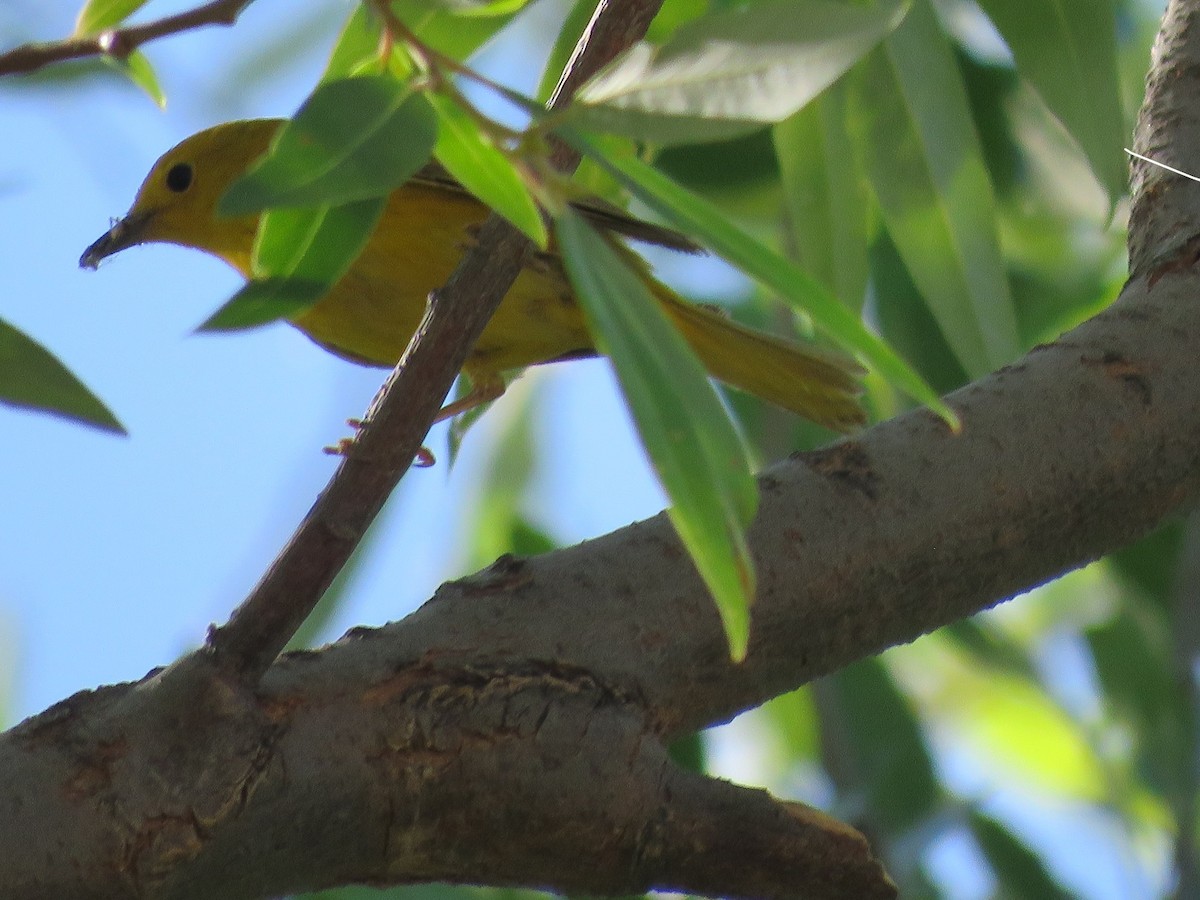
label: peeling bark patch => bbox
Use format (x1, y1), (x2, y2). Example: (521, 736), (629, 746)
(124, 811), (206, 888)
(1146, 231), (1200, 287)
(798, 442), (879, 500)
(1082, 351), (1153, 406)
(63, 737), (128, 801)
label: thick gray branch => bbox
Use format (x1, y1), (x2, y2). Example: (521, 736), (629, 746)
(4, 227), (1198, 898)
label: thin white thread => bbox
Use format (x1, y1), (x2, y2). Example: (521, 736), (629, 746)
(1125, 148), (1200, 183)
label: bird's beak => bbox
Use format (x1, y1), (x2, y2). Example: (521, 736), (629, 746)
(79, 209), (152, 270)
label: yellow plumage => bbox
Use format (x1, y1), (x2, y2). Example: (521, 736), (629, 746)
(81, 119), (865, 431)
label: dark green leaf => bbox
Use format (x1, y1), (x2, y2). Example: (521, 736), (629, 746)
(0, 318), (124, 434)
(822, 660), (941, 834)
(557, 210), (758, 660)
(969, 810), (1071, 899)
(456, 387), (545, 569)
(851, 0), (1021, 376)
(667, 732), (706, 772)
(870, 228), (970, 396)
(976, 0), (1125, 205)
(569, 0), (907, 145)
(199, 278), (331, 332)
(219, 77), (437, 215)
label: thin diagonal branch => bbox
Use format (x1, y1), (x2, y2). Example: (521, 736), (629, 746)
(204, 0), (665, 681)
(0, 0), (255, 77)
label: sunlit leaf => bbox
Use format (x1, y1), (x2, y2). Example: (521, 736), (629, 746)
(950, 672), (1106, 798)
(569, 0), (907, 145)
(322, 4), (385, 81)
(0, 318), (124, 434)
(429, 93), (547, 247)
(557, 210), (757, 660)
(106, 49), (164, 108)
(390, 0), (530, 64)
(74, 0), (148, 35)
(219, 76), (437, 215)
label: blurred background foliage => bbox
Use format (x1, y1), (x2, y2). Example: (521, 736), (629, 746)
(2, 0), (1194, 897)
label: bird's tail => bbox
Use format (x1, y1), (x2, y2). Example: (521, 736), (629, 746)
(656, 289), (867, 432)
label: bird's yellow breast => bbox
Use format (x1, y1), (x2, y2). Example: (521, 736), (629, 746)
(289, 181), (593, 374)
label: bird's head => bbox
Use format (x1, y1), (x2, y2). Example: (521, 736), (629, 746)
(80, 118), (282, 275)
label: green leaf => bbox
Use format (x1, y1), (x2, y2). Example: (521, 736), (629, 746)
(106, 49), (164, 108)
(773, 82), (869, 310)
(824, 659), (941, 834)
(218, 76), (437, 215)
(951, 671), (1106, 798)
(976, 0), (1125, 205)
(556, 210), (758, 660)
(0, 318), (124, 434)
(200, 198), (386, 331)
(74, 0), (148, 35)
(562, 127), (957, 428)
(429, 93), (547, 247)
(389, 0), (530, 63)
(535, 0), (599, 102)
(870, 228), (970, 395)
(322, 4), (385, 81)
(1086, 603), (1190, 798)
(968, 811), (1071, 899)
(456, 390), (548, 570)
(569, 0), (908, 145)
(851, 0), (1021, 376)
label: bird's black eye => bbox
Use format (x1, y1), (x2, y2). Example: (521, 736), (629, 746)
(165, 162), (193, 193)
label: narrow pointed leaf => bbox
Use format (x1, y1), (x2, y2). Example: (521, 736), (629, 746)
(322, 4), (385, 82)
(108, 49), (164, 108)
(773, 84), (870, 310)
(535, 0), (601, 102)
(852, 0), (1020, 376)
(569, 0), (907, 145)
(557, 210), (757, 660)
(976, 0), (1125, 205)
(429, 93), (547, 247)
(219, 76), (437, 215)
(74, 0), (148, 35)
(562, 127), (956, 427)
(969, 811), (1072, 899)
(389, 0), (530, 61)
(0, 318), (124, 434)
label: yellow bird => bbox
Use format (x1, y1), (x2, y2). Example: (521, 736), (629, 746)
(81, 119), (865, 430)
